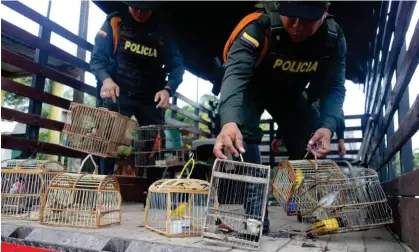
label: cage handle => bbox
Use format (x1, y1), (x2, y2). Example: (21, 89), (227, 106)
(178, 152), (196, 179)
(79, 154), (98, 175)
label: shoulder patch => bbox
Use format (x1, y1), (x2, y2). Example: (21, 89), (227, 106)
(240, 32), (259, 48)
(97, 29), (107, 38)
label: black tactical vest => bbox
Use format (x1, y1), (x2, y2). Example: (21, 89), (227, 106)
(113, 20), (167, 98)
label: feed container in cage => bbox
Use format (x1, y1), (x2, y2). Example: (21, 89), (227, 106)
(135, 125), (192, 168)
(202, 157), (271, 251)
(1, 159), (65, 220)
(145, 158), (210, 237)
(272, 159), (345, 216)
(61, 102), (137, 158)
(304, 166), (393, 237)
(40, 155), (122, 229)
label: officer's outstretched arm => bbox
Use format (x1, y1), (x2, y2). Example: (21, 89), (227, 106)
(317, 28), (347, 136)
(218, 22), (265, 128)
(89, 20), (114, 88)
(165, 40), (185, 93)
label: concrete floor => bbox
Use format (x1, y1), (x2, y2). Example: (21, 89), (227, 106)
(1, 203), (410, 252)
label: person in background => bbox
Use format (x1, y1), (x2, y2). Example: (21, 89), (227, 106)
(90, 1), (185, 175)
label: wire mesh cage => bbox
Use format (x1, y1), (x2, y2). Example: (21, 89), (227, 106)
(201, 156), (271, 251)
(1, 159), (66, 220)
(61, 102), (137, 158)
(134, 125), (192, 168)
(272, 159), (393, 237)
(40, 154), (122, 229)
(144, 156), (210, 237)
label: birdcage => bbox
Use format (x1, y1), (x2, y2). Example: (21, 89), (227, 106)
(40, 154), (122, 229)
(134, 124), (193, 168)
(60, 102), (137, 158)
(1, 159), (65, 220)
(272, 159), (345, 216)
(144, 156), (210, 237)
(201, 156), (271, 251)
(273, 159), (393, 237)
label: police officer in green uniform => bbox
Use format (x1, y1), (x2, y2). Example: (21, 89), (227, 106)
(213, 1), (346, 233)
(90, 1), (185, 175)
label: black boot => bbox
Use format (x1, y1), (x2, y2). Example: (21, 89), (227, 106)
(263, 206), (270, 234)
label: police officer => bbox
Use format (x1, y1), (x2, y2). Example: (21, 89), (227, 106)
(213, 1), (346, 233)
(90, 1), (185, 175)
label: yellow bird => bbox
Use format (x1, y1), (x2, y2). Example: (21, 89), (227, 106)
(306, 217), (345, 237)
(290, 168), (304, 196)
(171, 202), (187, 217)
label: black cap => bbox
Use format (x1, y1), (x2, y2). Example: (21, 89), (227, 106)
(278, 1), (328, 21)
(123, 1), (164, 11)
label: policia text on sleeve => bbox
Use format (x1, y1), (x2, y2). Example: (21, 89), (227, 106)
(89, 1), (185, 175)
(215, 1), (346, 160)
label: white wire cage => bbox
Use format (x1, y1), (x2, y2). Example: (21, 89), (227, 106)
(1, 159), (66, 220)
(201, 157), (271, 251)
(134, 124), (193, 168)
(40, 154), (122, 229)
(272, 159), (393, 237)
(144, 157), (210, 237)
(60, 102), (137, 158)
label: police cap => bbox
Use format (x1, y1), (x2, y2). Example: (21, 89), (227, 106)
(122, 1), (164, 11)
(278, 1), (329, 21)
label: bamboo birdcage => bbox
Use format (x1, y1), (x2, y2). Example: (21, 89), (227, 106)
(202, 156), (271, 251)
(144, 156), (210, 237)
(134, 124), (193, 168)
(1, 159), (65, 220)
(272, 159), (393, 237)
(40, 154), (122, 229)
(60, 102), (137, 158)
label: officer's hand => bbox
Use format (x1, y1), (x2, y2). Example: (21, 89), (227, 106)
(271, 138), (281, 153)
(154, 89), (170, 109)
(338, 139), (346, 157)
(307, 128), (332, 158)
(213, 122), (246, 159)
(101, 78), (120, 103)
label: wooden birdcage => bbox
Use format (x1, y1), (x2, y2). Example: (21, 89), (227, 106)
(144, 157), (210, 237)
(40, 154), (122, 229)
(1, 159), (65, 220)
(201, 156), (271, 251)
(272, 159), (345, 216)
(134, 124), (192, 168)
(60, 102), (137, 158)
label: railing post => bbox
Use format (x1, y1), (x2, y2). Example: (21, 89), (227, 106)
(269, 120), (275, 167)
(24, 1), (52, 156)
(171, 96), (178, 119)
(74, 0), (89, 104)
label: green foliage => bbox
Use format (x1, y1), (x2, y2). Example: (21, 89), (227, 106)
(3, 77), (32, 112)
(36, 131), (49, 160)
(414, 148), (419, 169)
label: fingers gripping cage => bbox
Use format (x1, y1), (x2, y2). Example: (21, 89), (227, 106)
(144, 157), (210, 237)
(134, 124), (192, 168)
(202, 156), (271, 251)
(1, 159), (65, 220)
(40, 154), (122, 229)
(61, 102), (137, 158)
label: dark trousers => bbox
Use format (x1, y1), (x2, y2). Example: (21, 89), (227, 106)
(231, 143), (270, 231)
(97, 92), (164, 175)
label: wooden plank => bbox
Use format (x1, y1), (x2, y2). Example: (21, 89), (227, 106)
(260, 138), (362, 145)
(1, 135), (85, 158)
(1, 19), (90, 72)
(260, 115), (362, 124)
(1, 107), (65, 131)
(382, 168), (419, 196)
(1, 77), (71, 110)
(168, 103), (211, 126)
(387, 197), (419, 252)
(173, 92), (212, 115)
(260, 150), (358, 156)
(2, 1), (94, 52)
(368, 20), (419, 164)
(164, 116), (209, 137)
(1, 48), (96, 96)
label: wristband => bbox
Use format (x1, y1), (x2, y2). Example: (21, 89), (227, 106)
(163, 86), (172, 96)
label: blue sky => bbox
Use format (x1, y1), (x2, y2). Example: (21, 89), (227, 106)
(1, 0), (418, 149)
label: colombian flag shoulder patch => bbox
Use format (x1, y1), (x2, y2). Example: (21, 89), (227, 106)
(97, 29), (107, 38)
(240, 32), (259, 48)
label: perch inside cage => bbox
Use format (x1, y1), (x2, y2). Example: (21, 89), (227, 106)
(135, 124), (192, 168)
(1, 159), (65, 220)
(40, 154), (122, 229)
(60, 102), (137, 158)
(145, 157), (210, 237)
(202, 156), (271, 251)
